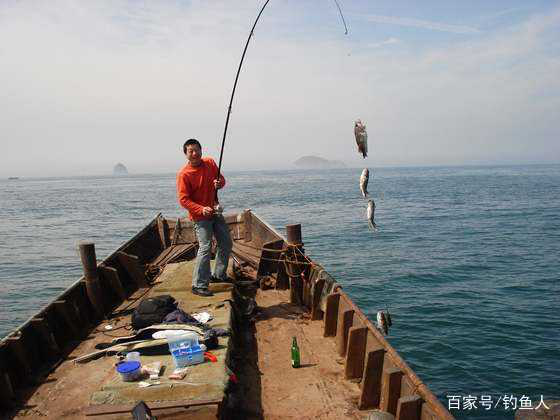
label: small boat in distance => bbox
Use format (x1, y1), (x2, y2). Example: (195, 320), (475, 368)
(0, 211), (454, 419)
(7, 177), (19, 180)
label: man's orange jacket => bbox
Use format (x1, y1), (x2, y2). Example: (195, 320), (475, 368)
(176, 157), (226, 221)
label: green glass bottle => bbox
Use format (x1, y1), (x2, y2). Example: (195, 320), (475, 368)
(291, 336), (300, 368)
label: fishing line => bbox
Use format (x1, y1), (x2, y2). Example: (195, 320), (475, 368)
(215, 0), (349, 199)
(216, 0), (271, 191)
(333, 0), (348, 35)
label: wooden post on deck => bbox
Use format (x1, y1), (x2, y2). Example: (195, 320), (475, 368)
(78, 241), (105, 319)
(359, 347), (386, 409)
(344, 326), (368, 379)
(324, 293), (340, 337)
(286, 224), (304, 306)
(396, 395), (423, 420)
(381, 367), (403, 415)
(336, 309), (354, 357)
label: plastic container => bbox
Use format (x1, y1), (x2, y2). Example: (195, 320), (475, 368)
(167, 332), (203, 368)
(170, 344), (204, 368)
(116, 361), (141, 382)
(126, 351), (141, 363)
(167, 332), (198, 349)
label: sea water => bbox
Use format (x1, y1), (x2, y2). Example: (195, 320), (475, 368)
(1, 165), (559, 419)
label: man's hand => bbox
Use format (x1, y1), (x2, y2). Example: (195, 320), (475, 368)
(202, 206), (214, 217)
(213, 178), (224, 190)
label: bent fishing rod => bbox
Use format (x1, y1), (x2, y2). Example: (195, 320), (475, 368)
(215, 0), (347, 203)
(216, 0), (271, 185)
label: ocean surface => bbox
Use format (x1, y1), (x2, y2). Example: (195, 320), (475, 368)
(0, 165), (559, 419)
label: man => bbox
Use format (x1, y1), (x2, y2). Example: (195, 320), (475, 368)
(176, 139), (233, 297)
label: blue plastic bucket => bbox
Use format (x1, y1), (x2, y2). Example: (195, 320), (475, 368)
(116, 361), (141, 382)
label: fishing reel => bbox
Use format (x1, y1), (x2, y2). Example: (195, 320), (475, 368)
(213, 204), (224, 215)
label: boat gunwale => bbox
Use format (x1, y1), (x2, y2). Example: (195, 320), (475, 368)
(0, 212), (162, 346)
(0, 209), (454, 419)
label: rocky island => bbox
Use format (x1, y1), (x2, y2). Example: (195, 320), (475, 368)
(293, 156), (346, 169)
(113, 163), (128, 176)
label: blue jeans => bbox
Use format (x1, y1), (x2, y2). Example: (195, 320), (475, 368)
(192, 214), (233, 289)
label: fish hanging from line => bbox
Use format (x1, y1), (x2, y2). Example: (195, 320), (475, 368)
(359, 168), (369, 198)
(354, 119), (368, 158)
(377, 311), (388, 335)
(367, 199), (378, 231)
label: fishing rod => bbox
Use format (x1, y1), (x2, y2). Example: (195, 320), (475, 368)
(215, 0), (347, 202)
(216, 0), (271, 192)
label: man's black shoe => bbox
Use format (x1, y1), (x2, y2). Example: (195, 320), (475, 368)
(191, 287), (214, 297)
(209, 275), (227, 284)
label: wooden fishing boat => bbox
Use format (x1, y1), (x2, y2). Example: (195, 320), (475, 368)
(0, 211), (454, 419)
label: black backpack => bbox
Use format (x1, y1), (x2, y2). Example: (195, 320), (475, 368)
(131, 295), (178, 330)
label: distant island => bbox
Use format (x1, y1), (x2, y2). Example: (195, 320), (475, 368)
(293, 156), (346, 169)
(113, 163), (128, 176)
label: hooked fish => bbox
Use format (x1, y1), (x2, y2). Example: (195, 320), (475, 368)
(376, 311), (388, 335)
(354, 119), (368, 158)
(359, 168), (369, 198)
(385, 308), (392, 327)
(367, 199), (378, 230)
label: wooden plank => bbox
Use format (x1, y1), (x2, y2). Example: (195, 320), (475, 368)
(99, 265), (127, 301)
(311, 277), (325, 320)
(381, 367), (404, 415)
(19, 324), (42, 370)
(243, 210), (252, 243)
(345, 326), (368, 379)
(324, 293), (340, 337)
(6, 336), (32, 384)
(303, 271), (312, 308)
(396, 395), (423, 420)
(275, 252), (289, 290)
(336, 309), (354, 357)
(53, 300), (81, 337)
(74, 281), (95, 327)
(30, 317), (60, 359)
(157, 216), (170, 249)
(44, 306), (69, 348)
(84, 398), (222, 416)
(66, 285), (90, 330)
(359, 348), (386, 409)
(117, 251), (148, 288)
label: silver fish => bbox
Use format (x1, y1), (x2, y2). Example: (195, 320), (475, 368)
(359, 168), (369, 198)
(376, 311), (388, 335)
(354, 119), (368, 158)
(367, 199), (377, 230)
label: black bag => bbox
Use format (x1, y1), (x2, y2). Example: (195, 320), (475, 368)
(131, 295), (178, 330)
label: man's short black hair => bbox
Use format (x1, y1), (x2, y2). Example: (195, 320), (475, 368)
(183, 138), (202, 154)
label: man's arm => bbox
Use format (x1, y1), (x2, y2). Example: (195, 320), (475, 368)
(176, 172), (205, 217)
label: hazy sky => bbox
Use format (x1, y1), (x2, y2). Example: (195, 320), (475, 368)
(1, 0), (559, 177)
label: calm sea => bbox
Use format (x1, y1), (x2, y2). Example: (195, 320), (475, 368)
(1, 165), (559, 419)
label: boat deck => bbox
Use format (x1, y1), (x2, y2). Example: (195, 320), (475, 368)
(2, 212), (454, 419)
(238, 288), (367, 419)
(13, 259), (232, 419)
